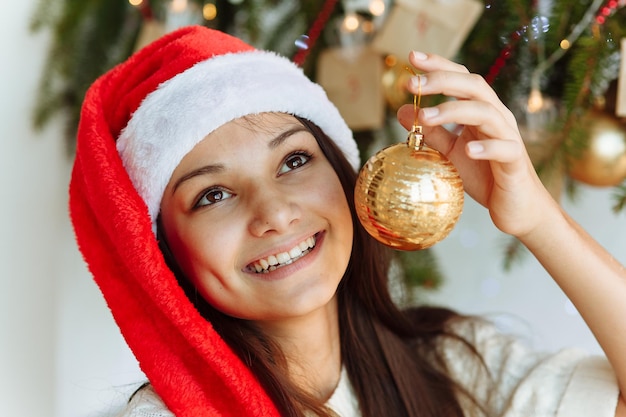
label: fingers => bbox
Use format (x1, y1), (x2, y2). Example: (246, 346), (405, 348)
(408, 50), (469, 74)
(398, 102), (527, 169)
(419, 100), (518, 141)
(397, 104), (455, 136)
(398, 98), (519, 146)
(409, 72), (498, 104)
(406, 51), (518, 128)
(397, 104), (459, 155)
(465, 139), (525, 165)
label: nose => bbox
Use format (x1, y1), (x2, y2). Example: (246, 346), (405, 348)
(247, 183), (301, 237)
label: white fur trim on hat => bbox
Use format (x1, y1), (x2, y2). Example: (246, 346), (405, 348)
(117, 50), (359, 232)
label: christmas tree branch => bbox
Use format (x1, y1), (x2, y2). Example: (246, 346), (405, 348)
(530, 0), (604, 92)
(502, 236), (528, 271)
(613, 184), (626, 213)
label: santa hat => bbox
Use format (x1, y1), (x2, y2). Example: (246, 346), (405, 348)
(69, 25), (358, 416)
(116, 26), (359, 233)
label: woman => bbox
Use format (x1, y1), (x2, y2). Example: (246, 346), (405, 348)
(70, 25), (625, 416)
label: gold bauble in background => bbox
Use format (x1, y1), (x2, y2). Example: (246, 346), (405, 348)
(354, 129), (464, 250)
(381, 55), (412, 111)
(568, 111), (626, 187)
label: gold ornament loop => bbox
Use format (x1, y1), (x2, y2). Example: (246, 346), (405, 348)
(407, 125), (424, 150)
(404, 66), (424, 150)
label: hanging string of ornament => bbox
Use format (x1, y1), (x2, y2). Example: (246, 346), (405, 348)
(292, 0), (339, 67)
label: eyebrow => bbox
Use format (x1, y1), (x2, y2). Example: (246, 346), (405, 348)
(171, 125), (310, 194)
(268, 126), (309, 149)
(171, 164), (224, 194)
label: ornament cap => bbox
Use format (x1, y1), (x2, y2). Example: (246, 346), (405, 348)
(408, 126), (424, 150)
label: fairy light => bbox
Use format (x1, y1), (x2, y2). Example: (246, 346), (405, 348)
(527, 88), (545, 113)
(369, 0), (385, 16)
(362, 20), (374, 33)
(203, 3), (217, 20)
(171, 0), (188, 13)
(560, 39), (571, 50)
(385, 54), (398, 67)
(129, 0), (153, 19)
(342, 12), (360, 32)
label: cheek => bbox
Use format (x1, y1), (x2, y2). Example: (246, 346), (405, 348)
(316, 172), (354, 245)
(165, 218), (239, 282)
(326, 173), (352, 220)
(167, 225), (249, 316)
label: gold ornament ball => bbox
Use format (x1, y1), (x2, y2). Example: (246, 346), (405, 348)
(354, 139), (464, 250)
(381, 57), (412, 111)
(568, 112), (626, 187)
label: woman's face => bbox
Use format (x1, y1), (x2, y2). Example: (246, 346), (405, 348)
(160, 113), (354, 323)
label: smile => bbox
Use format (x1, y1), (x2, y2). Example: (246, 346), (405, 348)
(248, 235), (317, 274)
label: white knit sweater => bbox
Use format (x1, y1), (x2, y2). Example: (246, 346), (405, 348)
(116, 318), (619, 417)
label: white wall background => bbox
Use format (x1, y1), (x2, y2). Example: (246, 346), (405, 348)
(1, 3), (624, 417)
(1, 3), (145, 417)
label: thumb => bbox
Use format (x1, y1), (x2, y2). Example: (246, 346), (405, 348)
(397, 104), (417, 131)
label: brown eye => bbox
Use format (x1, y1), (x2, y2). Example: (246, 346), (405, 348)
(279, 152), (311, 174)
(195, 188), (233, 208)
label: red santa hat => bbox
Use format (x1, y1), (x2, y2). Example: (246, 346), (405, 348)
(116, 26), (359, 232)
(69, 25), (358, 416)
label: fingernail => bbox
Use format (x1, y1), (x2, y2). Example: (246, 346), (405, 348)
(467, 141), (485, 155)
(410, 75), (427, 90)
(421, 107), (439, 119)
(411, 51), (428, 60)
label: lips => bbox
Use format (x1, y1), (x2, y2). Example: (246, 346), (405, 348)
(247, 235), (317, 274)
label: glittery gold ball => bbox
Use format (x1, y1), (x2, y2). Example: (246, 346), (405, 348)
(381, 59), (412, 111)
(568, 111), (626, 187)
(354, 142), (464, 250)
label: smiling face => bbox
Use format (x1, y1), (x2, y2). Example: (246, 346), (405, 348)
(159, 113), (354, 324)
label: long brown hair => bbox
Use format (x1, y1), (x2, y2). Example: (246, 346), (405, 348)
(158, 116), (474, 417)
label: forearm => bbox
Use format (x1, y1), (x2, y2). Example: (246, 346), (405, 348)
(518, 202), (626, 395)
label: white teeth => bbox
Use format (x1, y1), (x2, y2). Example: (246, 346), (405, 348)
(289, 246), (302, 258)
(276, 252), (290, 264)
(250, 235), (317, 273)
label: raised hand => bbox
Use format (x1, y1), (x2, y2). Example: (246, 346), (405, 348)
(397, 51), (555, 238)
